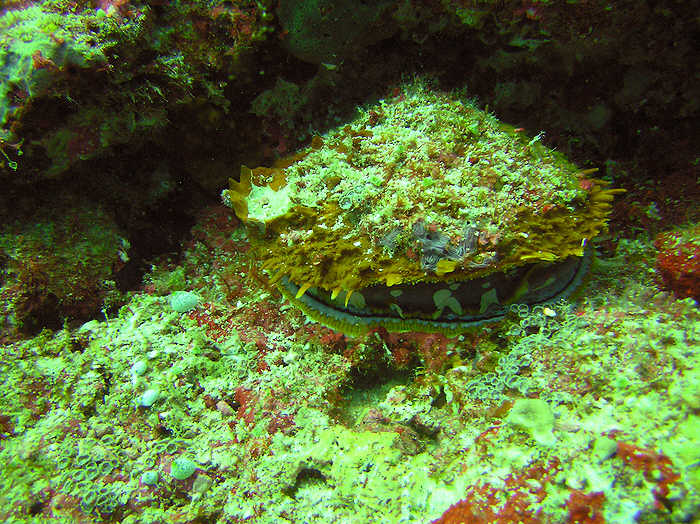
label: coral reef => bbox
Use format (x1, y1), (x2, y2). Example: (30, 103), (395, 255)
(0, 0), (273, 180)
(0, 1), (697, 523)
(0, 209), (698, 523)
(1, 0), (696, 333)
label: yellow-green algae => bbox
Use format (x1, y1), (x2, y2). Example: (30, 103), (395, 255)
(1, 231), (699, 523)
(223, 81), (622, 334)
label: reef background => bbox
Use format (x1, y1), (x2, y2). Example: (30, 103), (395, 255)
(0, 1), (698, 523)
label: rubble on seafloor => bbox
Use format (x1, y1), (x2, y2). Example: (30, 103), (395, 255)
(1, 206), (698, 523)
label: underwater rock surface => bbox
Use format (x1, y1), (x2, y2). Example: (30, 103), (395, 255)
(1, 207), (698, 523)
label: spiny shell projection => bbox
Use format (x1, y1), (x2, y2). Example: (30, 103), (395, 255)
(223, 81), (622, 335)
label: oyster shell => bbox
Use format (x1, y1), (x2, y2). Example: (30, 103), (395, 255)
(223, 82), (621, 334)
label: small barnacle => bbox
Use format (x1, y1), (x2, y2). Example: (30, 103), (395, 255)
(446, 224), (479, 260)
(379, 227), (402, 254)
(421, 252), (442, 272)
(417, 230), (451, 270)
(411, 219), (426, 238)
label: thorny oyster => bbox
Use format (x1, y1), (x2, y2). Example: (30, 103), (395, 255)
(223, 82), (622, 335)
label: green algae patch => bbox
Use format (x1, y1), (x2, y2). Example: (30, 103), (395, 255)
(665, 415), (700, 492)
(0, 6), (110, 137)
(0, 292), (254, 520)
(1, 219), (700, 522)
(171, 457), (197, 480)
(225, 407), (443, 522)
(0, 204), (128, 337)
(505, 398), (556, 447)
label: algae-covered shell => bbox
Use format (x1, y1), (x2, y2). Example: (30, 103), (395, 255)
(223, 82), (621, 334)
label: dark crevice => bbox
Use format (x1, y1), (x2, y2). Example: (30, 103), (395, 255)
(283, 468), (327, 499)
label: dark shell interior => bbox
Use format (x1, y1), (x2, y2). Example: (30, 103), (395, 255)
(279, 249), (591, 332)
